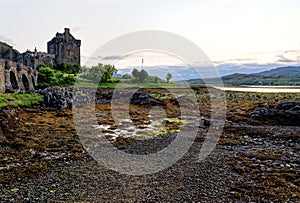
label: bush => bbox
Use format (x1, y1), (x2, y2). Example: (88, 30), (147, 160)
(38, 66), (56, 85)
(53, 63), (80, 75)
(79, 63), (117, 83)
(132, 68), (148, 83)
(37, 65), (76, 86)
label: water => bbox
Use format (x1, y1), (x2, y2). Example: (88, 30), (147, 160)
(213, 85), (300, 93)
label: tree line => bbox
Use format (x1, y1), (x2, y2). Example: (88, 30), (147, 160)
(37, 63), (173, 86)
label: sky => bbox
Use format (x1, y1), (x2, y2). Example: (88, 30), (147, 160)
(1, 0), (300, 75)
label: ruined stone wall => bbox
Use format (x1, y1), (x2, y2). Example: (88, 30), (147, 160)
(0, 60), (5, 93)
(0, 59), (38, 93)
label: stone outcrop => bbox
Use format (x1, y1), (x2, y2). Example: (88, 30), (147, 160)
(0, 59), (37, 93)
(38, 87), (73, 109)
(250, 102), (300, 125)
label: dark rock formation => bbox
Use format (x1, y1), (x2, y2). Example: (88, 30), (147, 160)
(250, 102), (300, 125)
(130, 92), (164, 106)
(38, 87), (96, 109)
(96, 91), (164, 106)
(39, 87), (73, 109)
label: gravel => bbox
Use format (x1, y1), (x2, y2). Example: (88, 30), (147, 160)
(1, 140), (237, 202)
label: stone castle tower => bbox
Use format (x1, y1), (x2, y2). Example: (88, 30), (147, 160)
(47, 28), (81, 65)
(0, 28), (81, 93)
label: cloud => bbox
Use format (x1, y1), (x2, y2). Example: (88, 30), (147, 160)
(71, 26), (83, 32)
(101, 55), (122, 60)
(276, 55), (297, 63)
(284, 49), (300, 54)
(0, 35), (16, 46)
(213, 57), (256, 65)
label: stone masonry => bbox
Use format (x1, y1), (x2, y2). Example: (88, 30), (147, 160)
(0, 28), (80, 93)
(47, 28), (81, 65)
(0, 28), (81, 70)
(0, 59), (38, 93)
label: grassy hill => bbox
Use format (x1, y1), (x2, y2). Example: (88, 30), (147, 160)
(185, 66), (300, 86)
(0, 41), (19, 54)
(256, 66), (300, 77)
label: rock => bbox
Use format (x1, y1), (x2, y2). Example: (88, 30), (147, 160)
(203, 119), (212, 127)
(38, 87), (74, 109)
(0, 106), (23, 133)
(250, 102), (300, 125)
(275, 102), (300, 110)
(96, 91), (164, 106)
(130, 92), (164, 106)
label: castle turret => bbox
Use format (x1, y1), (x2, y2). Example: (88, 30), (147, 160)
(47, 28), (81, 66)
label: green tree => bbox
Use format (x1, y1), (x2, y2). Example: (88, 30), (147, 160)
(54, 63), (81, 75)
(122, 74), (132, 79)
(102, 64), (118, 82)
(139, 69), (148, 83)
(38, 66), (56, 85)
(166, 73), (172, 83)
(80, 63), (117, 83)
(131, 68), (148, 83)
(132, 68), (139, 79)
(61, 74), (75, 86)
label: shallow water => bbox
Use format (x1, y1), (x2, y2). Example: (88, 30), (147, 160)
(213, 86), (300, 93)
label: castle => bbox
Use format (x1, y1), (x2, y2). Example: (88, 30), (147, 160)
(0, 28), (81, 93)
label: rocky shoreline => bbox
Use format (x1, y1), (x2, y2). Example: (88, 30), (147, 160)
(0, 87), (299, 202)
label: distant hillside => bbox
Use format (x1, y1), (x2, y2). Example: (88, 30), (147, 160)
(0, 41), (19, 53)
(184, 65), (300, 86)
(221, 74), (300, 86)
(256, 66), (300, 77)
(0, 41), (20, 62)
(186, 74), (300, 86)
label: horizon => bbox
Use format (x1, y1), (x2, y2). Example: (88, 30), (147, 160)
(1, 0), (300, 75)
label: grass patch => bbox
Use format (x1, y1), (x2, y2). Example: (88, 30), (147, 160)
(0, 93), (43, 108)
(74, 79), (188, 89)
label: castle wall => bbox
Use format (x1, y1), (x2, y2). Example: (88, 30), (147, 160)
(0, 60), (5, 93)
(0, 59), (38, 93)
(47, 28), (81, 66)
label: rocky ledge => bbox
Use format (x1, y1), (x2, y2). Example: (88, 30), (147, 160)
(250, 102), (300, 125)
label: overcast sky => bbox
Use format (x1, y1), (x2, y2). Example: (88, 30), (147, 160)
(1, 0), (300, 69)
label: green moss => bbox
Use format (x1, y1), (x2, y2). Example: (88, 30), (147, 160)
(0, 93), (43, 108)
(165, 117), (187, 125)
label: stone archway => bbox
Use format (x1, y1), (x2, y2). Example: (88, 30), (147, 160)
(31, 76), (36, 87)
(10, 71), (19, 90)
(22, 74), (30, 92)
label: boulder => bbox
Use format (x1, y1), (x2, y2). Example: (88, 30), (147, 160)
(250, 102), (300, 125)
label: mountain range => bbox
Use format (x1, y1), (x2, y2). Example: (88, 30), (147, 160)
(255, 66), (300, 78)
(186, 66), (300, 86)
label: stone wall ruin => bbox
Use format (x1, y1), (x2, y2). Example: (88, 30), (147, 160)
(0, 59), (38, 93)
